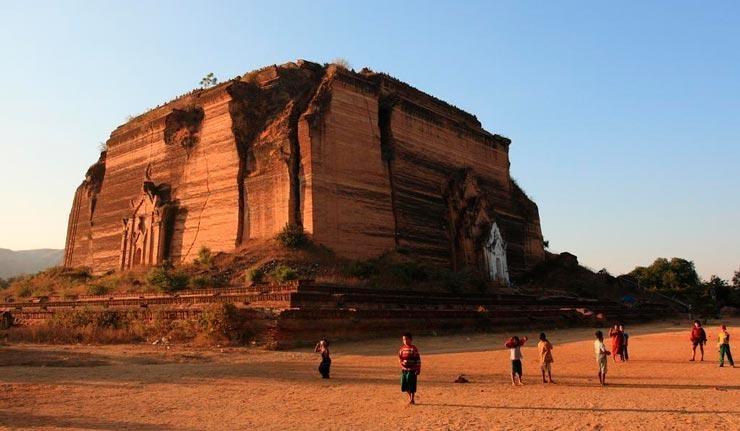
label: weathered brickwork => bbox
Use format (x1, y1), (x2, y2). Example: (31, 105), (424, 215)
(64, 60), (545, 277)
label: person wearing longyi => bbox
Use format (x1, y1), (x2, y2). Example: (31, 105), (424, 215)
(398, 332), (421, 404)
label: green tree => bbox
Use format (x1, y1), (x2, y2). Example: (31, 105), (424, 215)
(200, 72), (218, 89)
(628, 258), (740, 315)
(275, 224), (309, 248)
(629, 257), (700, 293)
(147, 267), (189, 293)
(703, 275), (728, 303)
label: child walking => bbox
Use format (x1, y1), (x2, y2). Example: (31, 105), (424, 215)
(505, 335), (528, 385)
(314, 338), (331, 378)
(594, 330), (611, 386)
(538, 332), (554, 384)
(398, 332), (421, 404)
(718, 325), (735, 368)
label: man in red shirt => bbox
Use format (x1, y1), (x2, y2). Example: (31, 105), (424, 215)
(690, 320), (707, 361)
(398, 332), (421, 404)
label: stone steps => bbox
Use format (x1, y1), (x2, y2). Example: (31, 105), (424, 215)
(2, 281), (671, 347)
(4, 281), (662, 318)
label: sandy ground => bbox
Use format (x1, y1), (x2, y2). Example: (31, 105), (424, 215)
(0, 320), (738, 430)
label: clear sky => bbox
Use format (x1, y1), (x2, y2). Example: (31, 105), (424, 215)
(0, 1), (737, 280)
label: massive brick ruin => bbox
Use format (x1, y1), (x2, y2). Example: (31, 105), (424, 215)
(64, 60), (545, 282)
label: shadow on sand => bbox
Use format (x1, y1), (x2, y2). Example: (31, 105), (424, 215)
(0, 411), (197, 431)
(418, 403), (740, 415)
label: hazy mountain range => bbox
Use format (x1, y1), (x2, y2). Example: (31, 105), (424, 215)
(0, 248), (64, 279)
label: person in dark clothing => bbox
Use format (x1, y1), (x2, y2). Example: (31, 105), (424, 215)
(619, 324), (630, 361)
(315, 338), (331, 378)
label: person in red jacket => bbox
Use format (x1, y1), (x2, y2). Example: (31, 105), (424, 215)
(689, 320), (707, 361)
(398, 333), (421, 404)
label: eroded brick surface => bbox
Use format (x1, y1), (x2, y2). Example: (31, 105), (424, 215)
(64, 60), (544, 277)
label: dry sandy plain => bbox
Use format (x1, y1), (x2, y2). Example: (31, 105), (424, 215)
(0, 320), (738, 430)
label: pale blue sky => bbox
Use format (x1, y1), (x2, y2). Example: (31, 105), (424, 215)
(0, 1), (737, 279)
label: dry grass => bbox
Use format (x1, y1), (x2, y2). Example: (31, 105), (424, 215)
(1, 304), (260, 346)
(3, 325), (145, 344)
(2, 267), (154, 300)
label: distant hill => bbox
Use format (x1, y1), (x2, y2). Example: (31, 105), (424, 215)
(0, 248), (64, 279)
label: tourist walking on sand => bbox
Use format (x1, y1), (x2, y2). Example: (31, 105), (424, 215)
(505, 335), (528, 385)
(398, 333), (421, 404)
(594, 330), (611, 386)
(608, 323), (624, 363)
(537, 332), (554, 384)
(314, 337), (331, 378)
(620, 324), (629, 361)
(718, 325), (735, 368)
(689, 320), (707, 361)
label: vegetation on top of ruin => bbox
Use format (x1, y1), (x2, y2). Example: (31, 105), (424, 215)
(199, 72), (218, 89)
(330, 57), (352, 70)
(114, 59), (494, 145)
(510, 177), (532, 200)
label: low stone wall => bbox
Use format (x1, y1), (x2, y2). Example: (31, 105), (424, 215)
(1, 282), (671, 348)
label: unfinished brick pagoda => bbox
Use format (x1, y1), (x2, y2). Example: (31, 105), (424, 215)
(64, 60), (545, 283)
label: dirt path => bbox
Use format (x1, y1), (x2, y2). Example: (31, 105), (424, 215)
(0, 320), (738, 430)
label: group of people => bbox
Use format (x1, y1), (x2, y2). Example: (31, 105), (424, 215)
(607, 323), (630, 362)
(690, 320), (735, 367)
(314, 321), (735, 404)
(504, 332), (554, 385)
